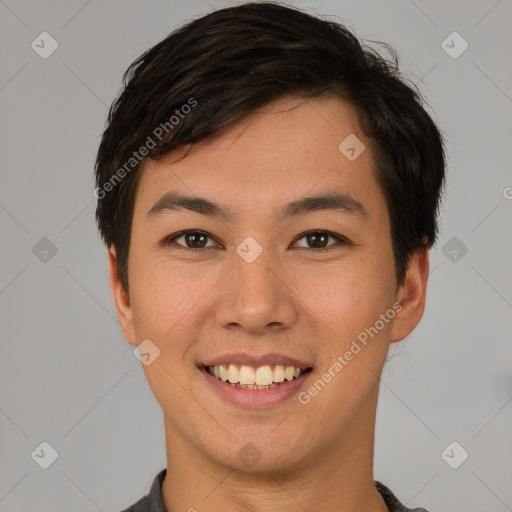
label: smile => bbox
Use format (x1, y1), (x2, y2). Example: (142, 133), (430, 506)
(201, 362), (313, 407)
(206, 363), (311, 389)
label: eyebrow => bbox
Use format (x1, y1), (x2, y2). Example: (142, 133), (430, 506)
(147, 190), (368, 222)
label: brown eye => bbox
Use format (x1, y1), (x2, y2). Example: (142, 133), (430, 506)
(183, 232), (208, 248)
(292, 231), (349, 251)
(306, 232), (329, 248)
(165, 230), (218, 250)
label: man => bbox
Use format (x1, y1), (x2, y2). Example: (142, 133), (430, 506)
(95, 2), (445, 510)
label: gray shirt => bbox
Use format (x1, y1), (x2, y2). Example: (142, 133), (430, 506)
(121, 468), (430, 511)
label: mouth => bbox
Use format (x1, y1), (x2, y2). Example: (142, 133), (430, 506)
(204, 363), (313, 389)
(200, 361), (313, 408)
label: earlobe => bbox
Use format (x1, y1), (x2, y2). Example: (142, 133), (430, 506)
(108, 246), (137, 346)
(390, 246), (430, 343)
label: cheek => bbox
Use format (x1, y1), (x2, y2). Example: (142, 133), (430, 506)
(130, 258), (201, 326)
(128, 257), (224, 364)
(292, 257), (395, 339)
(129, 262), (204, 392)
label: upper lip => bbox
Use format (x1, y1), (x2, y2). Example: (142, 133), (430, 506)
(201, 352), (313, 369)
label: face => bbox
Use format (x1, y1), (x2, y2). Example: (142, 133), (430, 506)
(109, 95), (428, 475)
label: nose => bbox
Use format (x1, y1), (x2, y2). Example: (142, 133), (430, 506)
(214, 245), (299, 335)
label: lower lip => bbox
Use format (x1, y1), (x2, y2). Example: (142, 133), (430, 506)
(200, 367), (313, 408)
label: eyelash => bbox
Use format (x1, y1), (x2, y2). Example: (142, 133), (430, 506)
(162, 230), (351, 253)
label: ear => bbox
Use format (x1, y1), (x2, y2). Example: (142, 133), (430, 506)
(108, 246), (137, 346)
(390, 246), (430, 343)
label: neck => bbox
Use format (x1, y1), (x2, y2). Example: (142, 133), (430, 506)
(161, 391), (388, 512)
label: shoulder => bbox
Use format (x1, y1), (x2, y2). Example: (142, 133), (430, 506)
(120, 468), (167, 512)
(375, 481), (431, 512)
(121, 494), (151, 512)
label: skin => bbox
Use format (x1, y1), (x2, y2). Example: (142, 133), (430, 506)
(109, 95), (429, 512)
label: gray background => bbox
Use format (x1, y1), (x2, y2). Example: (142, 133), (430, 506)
(1, 0), (511, 510)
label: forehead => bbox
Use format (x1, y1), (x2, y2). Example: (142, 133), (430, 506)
(133, 95), (385, 222)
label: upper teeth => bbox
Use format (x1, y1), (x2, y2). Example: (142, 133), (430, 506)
(208, 364), (305, 385)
